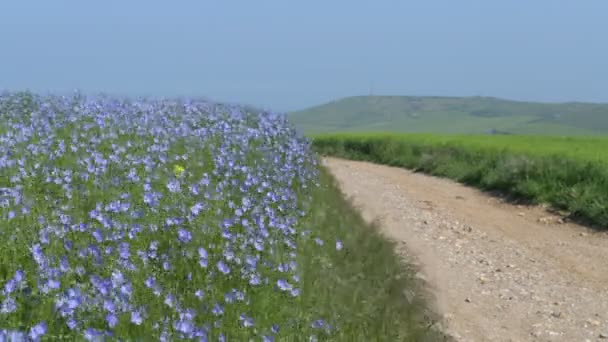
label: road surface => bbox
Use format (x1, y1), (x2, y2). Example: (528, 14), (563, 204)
(324, 157), (608, 342)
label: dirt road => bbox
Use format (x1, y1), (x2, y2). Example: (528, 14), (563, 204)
(324, 157), (608, 342)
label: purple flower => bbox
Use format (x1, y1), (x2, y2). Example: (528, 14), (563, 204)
(311, 319), (325, 329)
(225, 291), (236, 303)
(1, 297), (17, 313)
(39, 230), (50, 244)
(195, 289), (204, 299)
(181, 308), (196, 321)
(118, 242), (130, 259)
(253, 239), (264, 251)
(167, 179), (181, 193)
(127, 168), (140, 182)
(60, 256), (70, 272)
(92, 229), (104, 242)
(190, 202), (205, 216)
(106, 313), (119, 328)
(174, 320), (194, 335)
(164, 294), (176, 308)
(120, 283), (133, 297)
(212, 303), (223, 316)
(217, 260), (230, 275)
(66, 318), (78, 330)
(14, 270), (25, 282)
(240, 314), (254, 328)
(64, 240), (74, 251)
(163, 260), (171, 271)
(143, 192), (158, 206)
(336, 240), (343, 251)
(160, 331), (171, 342)
(245, 255), (257, 269)
(145, 276), (157, 289)
(31, 244), (45, 266)
(177, 228), (192, 243)
(46, 278), (61, 290)
(3, 331), (26, 341)
(277, 279), (292, 291)
(131, 309), (144, 325)
(4, 279), (17, 294)
(103, 299), (116, 313)
(249, 273), (261, 285)
(29, 322), (47, 340)
(84, 328), (104, 341)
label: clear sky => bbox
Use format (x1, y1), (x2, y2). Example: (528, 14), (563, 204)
(1, 1), (606, 111)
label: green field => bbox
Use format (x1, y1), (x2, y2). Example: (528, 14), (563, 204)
(290, 96), (608, 135)
(313, 133), (608, 229)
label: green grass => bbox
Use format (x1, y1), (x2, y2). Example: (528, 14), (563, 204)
(289, 95), (608, 135)
(312, 133), (608, 229)
(301, 167), (449, 341)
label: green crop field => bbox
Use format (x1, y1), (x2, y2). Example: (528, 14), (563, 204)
(314, 133), (608, 163)
(312, 133), (608, 229)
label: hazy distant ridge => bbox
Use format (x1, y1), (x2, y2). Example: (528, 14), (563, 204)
(288, 96), (608, 135)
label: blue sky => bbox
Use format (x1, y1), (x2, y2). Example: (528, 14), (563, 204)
(1, 1), (606, 111)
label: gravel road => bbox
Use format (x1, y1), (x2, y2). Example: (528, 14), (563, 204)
(324, 157), (608, 342)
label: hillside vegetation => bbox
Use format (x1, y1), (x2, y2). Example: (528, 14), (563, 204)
(0, 92), (444, 341)
(313, 133), (608, 229)
(290, 96), (608, 135)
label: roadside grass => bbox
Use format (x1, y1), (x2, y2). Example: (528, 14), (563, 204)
(301, 166), (449, 341)
(312, 133), (608, 230)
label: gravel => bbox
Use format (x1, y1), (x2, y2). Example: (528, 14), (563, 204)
(325, 157), (608, 342)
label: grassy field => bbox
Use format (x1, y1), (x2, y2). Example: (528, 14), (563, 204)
(0, 92), (446, 341)
(313, 133), (608, 229)
(289, 95), (608, 135)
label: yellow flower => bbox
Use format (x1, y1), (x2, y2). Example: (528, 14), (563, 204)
(173, 164), (185, 177)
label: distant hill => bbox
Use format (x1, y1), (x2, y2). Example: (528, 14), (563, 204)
(288, 96), (608, 135)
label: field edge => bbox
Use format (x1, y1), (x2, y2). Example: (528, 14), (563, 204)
(311, 134), (608, 230)
(308, 164), (452, 341)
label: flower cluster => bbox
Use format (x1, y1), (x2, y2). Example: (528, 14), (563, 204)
(0, 91), (328, 340)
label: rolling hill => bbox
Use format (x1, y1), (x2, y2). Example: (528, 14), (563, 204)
(288, 96), (608, 135)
